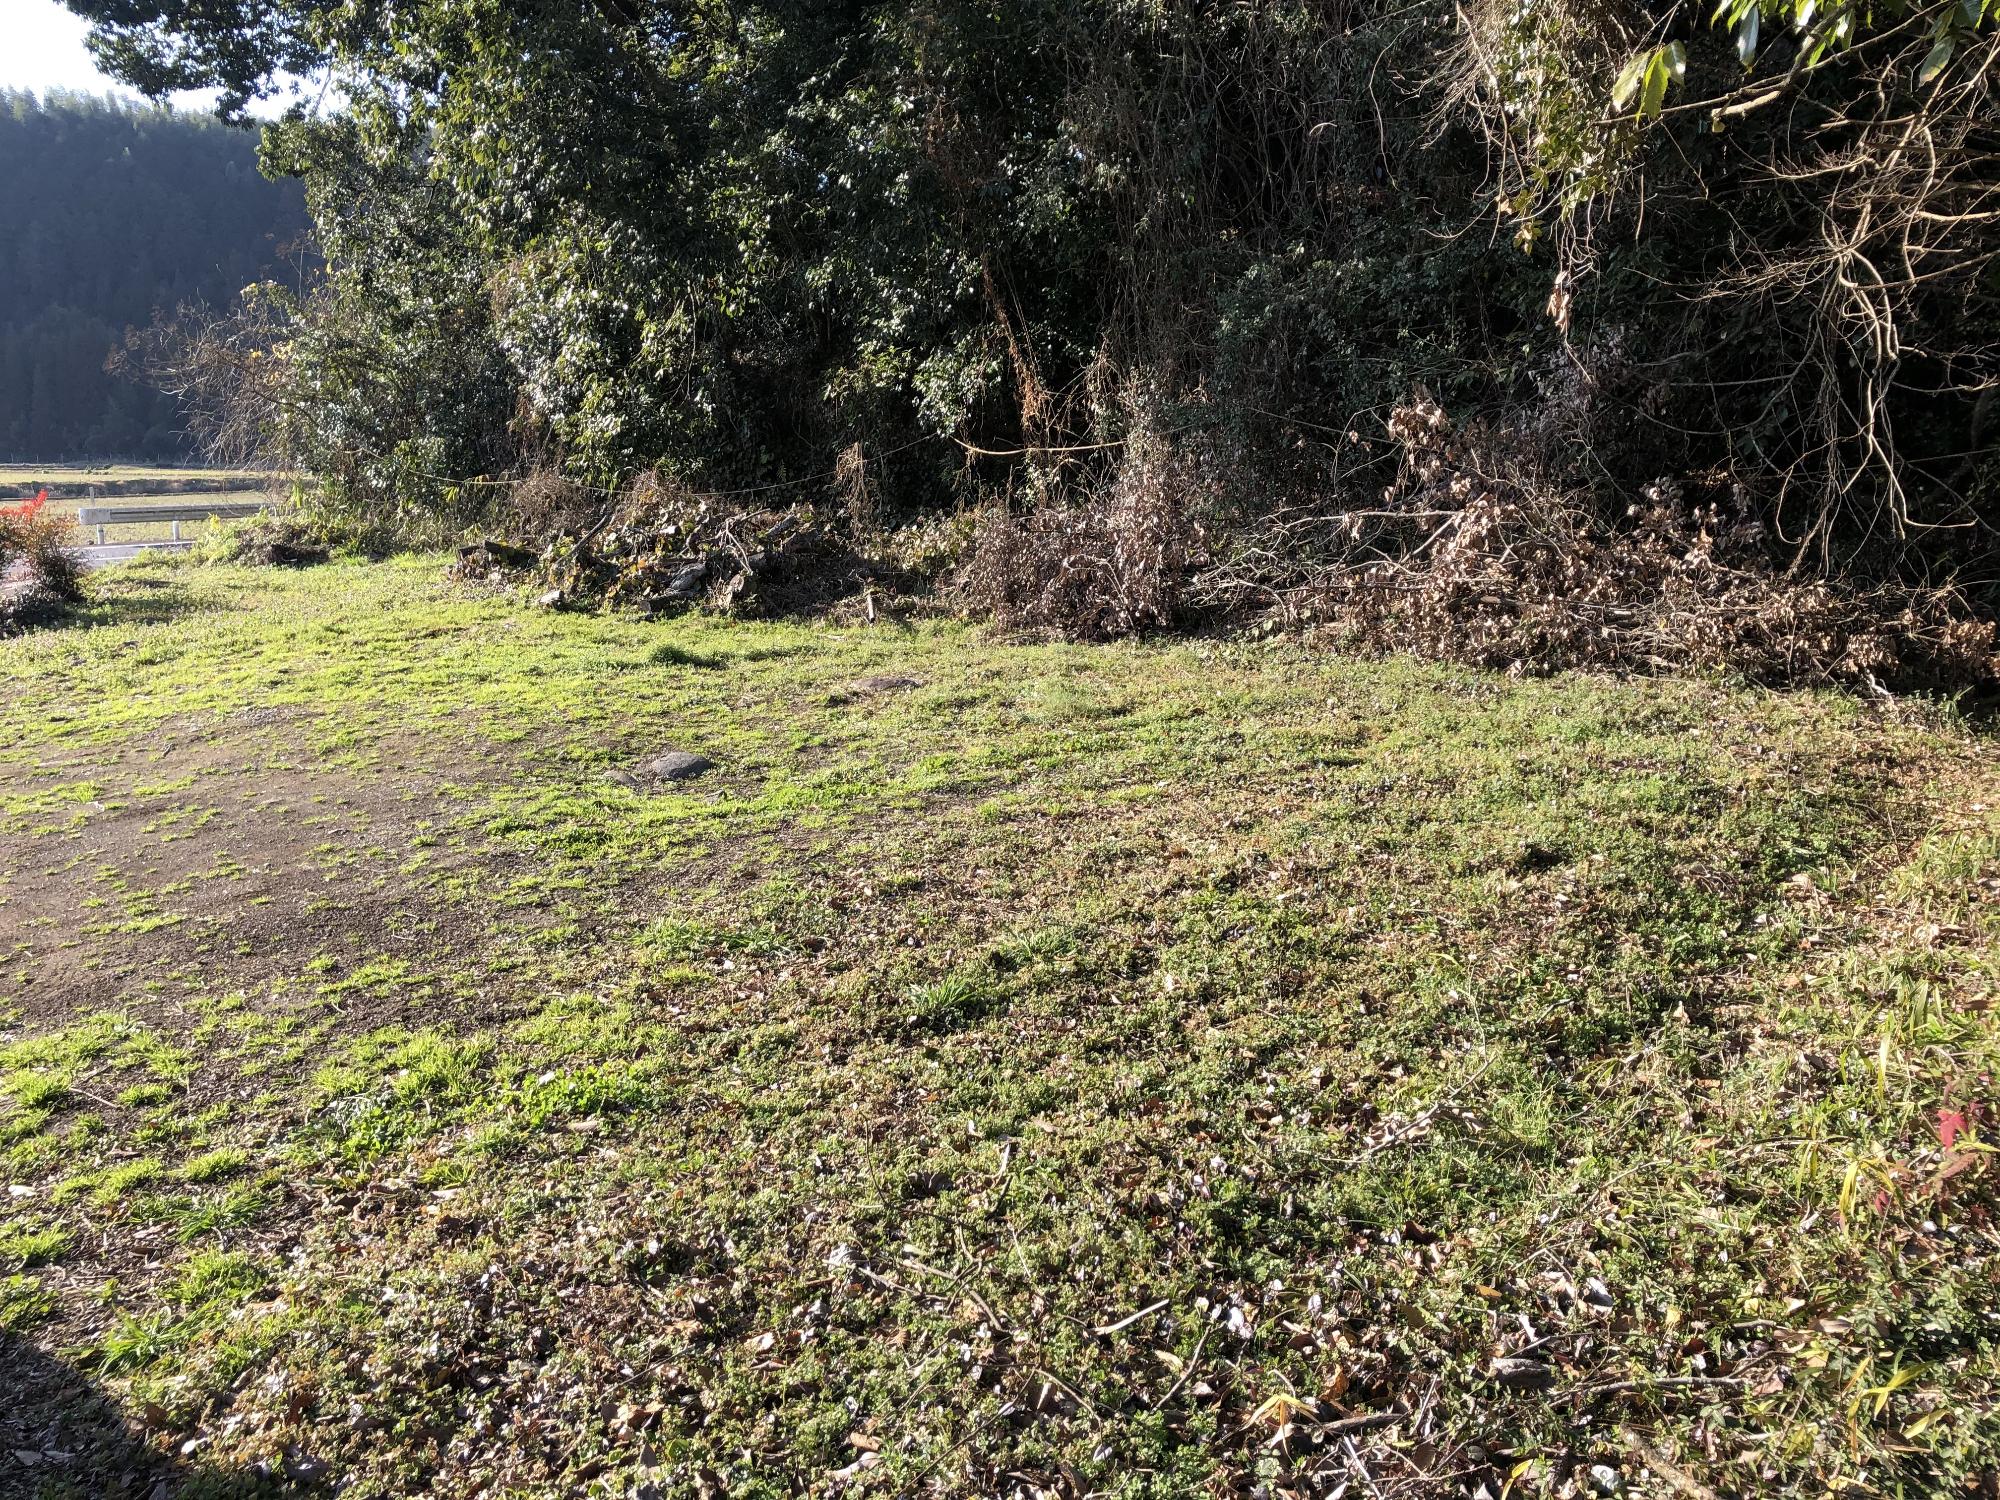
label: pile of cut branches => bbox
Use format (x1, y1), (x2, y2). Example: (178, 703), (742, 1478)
(1195, 395), (2000, 694)
(464, 470), (893, 619)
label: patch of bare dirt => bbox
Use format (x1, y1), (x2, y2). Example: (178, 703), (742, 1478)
(0, 709), (549, 1040)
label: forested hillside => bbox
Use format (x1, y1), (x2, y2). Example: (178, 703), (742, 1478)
(0, 92), (307, 462)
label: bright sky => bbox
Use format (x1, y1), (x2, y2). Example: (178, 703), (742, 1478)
(5, 0), (297, 116)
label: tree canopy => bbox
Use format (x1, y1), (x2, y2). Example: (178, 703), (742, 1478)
(59, 0), (2000, 664)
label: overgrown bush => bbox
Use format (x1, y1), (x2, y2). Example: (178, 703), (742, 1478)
(0, 491), (83, 632)
(1202, 394), (2000, 693)
(958, 435), (1211, 641)
(76, 0), (2000, 685)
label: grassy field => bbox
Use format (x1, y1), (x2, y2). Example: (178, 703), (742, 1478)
(0, 465), (272, 495)
(1, 556), (1996, 1499)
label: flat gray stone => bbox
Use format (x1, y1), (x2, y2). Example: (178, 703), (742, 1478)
(640, 750), (715, 783)
(847, 674), (925, 695)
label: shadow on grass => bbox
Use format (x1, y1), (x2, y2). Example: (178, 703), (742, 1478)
(648, 641), (725, 669)
(71, 579), (208, 631)
(0, 1331), (310, 1499)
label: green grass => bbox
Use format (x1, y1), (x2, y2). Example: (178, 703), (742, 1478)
(0, 554), (1995, 1498)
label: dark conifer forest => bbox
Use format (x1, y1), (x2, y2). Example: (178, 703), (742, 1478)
(0, 91), (308, 461)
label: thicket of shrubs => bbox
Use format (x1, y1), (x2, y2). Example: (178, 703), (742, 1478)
(82, 0), (2000, 688)
(0, 492), (83, 633)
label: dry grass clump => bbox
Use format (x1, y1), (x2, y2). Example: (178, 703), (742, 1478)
(956, 436), (1210, 641)
(507, 469), (599, 540)
(1208, 395), (1999, 694)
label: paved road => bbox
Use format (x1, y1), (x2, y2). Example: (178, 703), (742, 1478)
(77, 542), (194, 569)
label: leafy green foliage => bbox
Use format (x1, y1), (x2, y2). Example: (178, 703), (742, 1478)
(1612, 0), (2000, 119)
(63, 0), (2000, 622)
(1611, 40), (1686, 118)
(251, 114), (523, 535)
(74, 2), (1541, 506)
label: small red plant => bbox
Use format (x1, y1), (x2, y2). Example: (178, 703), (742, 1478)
(1939, 1101), (1988, 1152)
(0, 488), (51, 521)
(1940, 1109), (1968, 1151)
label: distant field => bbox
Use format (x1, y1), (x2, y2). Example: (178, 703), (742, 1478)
(0, 467), (275, 543)
(34, 488), (273, 544)
(0, 465), (276, 501)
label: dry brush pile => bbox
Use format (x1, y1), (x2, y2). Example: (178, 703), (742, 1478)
(453, 462), (951, 624)
(955, 434), (1214, 643)
(422, 403), (2000, 699)
(931, 393), (1998, 695)
(1196, 395), (2000, 695)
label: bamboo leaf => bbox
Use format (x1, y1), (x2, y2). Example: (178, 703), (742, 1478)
(1918, 36), (1955, 86)
(1737, 7), (1762, 63)
(1640, 52), (1673, 119)
(1612, 51), (1651, 110)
